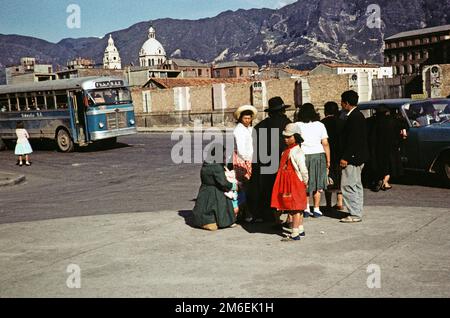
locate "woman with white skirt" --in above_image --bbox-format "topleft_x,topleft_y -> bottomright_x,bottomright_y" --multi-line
14,121 -> 33,166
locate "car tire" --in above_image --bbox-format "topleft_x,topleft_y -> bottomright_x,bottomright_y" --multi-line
437,153 -> 450,188
56,129 -> 74,153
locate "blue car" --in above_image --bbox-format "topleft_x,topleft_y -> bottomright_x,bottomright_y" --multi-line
358,98 -> 450,187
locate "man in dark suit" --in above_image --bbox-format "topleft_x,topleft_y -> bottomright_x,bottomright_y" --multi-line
249,96 -> 292,222
339,90 -> 369,223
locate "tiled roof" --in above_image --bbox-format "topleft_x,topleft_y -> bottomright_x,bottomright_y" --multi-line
321,63 -> 382,69
144,77 -> 255,89
385,24 -> 450,41
281,68 -> 309,75
214,61 -> 258,69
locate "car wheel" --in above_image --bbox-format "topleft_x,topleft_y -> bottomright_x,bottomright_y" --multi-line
437,153 -> 450,188
56,129 -> 74,153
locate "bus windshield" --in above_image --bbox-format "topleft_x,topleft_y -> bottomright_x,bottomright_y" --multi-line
87,88 -> 132,106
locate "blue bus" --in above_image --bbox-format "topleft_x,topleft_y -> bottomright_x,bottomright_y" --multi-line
0,77 -> 137,152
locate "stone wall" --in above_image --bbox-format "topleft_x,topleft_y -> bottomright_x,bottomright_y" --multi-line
133,75 -> 352,127
440,64 -> 450,97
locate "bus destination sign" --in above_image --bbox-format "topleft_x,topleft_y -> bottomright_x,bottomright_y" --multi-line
95,80 -> 124,88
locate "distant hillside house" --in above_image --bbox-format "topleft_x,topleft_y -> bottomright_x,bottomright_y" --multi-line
172,58 -> 211,78
384,24 -> 450,76
310,62 -> 393,79
212,61 -> 259,79
5,57 -> 56,85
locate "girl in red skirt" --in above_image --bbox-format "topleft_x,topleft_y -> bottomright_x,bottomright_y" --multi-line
271,123 -> 309,241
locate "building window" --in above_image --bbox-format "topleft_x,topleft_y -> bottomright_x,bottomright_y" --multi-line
415,39 -> 421,45
239,68 -> 244,76
198,69 -> 202,76
399,65 -> 404,74
407,40 -> 412,46
214,70 -> 220,77
228,68 -> 234,76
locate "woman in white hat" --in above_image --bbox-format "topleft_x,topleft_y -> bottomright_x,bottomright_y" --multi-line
233,105 -> 258,222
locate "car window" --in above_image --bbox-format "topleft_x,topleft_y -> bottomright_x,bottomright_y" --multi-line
403,99 -> 450,127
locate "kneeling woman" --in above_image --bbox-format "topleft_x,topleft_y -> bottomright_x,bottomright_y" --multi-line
192,146 -> 238,231
271,124 -> 309,241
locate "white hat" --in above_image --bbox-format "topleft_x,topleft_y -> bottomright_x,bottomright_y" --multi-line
234,105 -> 258,120
282,123 -> 300,137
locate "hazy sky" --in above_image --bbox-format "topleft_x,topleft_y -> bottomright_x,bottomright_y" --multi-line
0,0 -> 297,43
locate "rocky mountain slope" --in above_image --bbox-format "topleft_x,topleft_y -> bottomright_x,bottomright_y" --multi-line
1,0 -> 450,84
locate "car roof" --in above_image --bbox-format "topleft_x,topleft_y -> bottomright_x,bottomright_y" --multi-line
358,99 -> 412,110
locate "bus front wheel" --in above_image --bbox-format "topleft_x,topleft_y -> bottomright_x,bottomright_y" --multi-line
56,129 -> 74,153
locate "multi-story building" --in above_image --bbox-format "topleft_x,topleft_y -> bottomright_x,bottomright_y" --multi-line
5,57 -> 56,85
172,58 -> 211,78
384,24 -> 450,76
212,61 -> 259,79
309,62 -> 393,78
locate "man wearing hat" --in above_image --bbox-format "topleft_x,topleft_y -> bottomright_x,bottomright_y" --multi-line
248,96 -> 292,222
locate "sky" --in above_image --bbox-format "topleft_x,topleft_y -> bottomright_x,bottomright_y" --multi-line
0,0 -> 297,43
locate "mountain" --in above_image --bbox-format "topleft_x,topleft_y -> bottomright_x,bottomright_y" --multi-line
1,0 -> 450,84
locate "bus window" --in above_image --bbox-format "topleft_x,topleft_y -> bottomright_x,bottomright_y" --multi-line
36,95 -> 46,110
9,97 -> 18,111
56,93 -> 68,109
27,96 -> 37,110
0,95 -> 8,112
18,97 -> 26,111
46,94 -> 56,109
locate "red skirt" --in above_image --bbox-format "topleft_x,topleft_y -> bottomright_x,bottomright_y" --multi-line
271,151 -> 307,211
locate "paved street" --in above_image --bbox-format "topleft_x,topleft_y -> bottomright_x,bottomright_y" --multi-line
0,133 -> 449,297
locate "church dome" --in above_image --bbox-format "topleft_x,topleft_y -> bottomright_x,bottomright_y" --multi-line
139,26 -> 166,57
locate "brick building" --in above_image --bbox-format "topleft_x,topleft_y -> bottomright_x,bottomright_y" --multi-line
171,59 -> 211,78
212,61 -> 259,79
384,24 -> 450,76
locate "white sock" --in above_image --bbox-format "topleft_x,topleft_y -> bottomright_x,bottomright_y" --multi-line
299,225 -> 304,233
314,207 -> 322,214
292,228 -> 300,237
305,203 -> 310,212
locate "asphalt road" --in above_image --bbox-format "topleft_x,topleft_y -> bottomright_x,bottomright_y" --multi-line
0,133 -> 449,225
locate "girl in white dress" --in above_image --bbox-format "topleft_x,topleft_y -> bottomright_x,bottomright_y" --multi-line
14,121 -> 33,166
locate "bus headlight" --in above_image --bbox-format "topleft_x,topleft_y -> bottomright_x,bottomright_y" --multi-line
129,119 -> 135,125
99,122 -> 105,129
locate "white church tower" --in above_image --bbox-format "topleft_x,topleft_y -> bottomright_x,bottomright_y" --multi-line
139,26 -> 167,68
103,35 -> 122,70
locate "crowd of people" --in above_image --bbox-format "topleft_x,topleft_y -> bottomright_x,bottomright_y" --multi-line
192,90 -> 406,241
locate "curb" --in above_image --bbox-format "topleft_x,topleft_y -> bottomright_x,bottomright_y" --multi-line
0,173 -> 26,187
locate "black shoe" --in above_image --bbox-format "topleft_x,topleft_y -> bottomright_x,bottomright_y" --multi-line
299,231 -> 306,237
